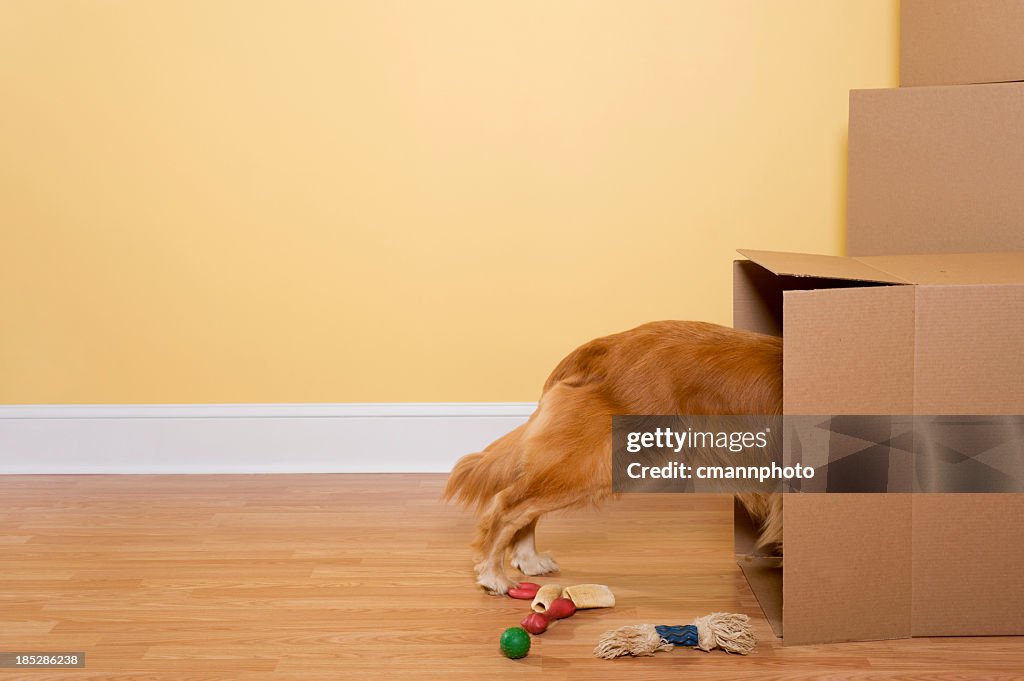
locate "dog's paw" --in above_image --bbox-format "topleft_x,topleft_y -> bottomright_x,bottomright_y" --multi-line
475,570 -> 518,596
511,551 -> 560,577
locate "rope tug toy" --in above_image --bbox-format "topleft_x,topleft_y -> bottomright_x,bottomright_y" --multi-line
593,612 -> 756,659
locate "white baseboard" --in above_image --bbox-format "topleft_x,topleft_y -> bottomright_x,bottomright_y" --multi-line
0,403 -> 536,474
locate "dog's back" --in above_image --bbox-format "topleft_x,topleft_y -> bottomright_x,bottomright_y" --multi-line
542,320 -> 781,416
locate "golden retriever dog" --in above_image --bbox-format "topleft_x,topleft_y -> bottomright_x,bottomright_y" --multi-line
444,320 -> 783,594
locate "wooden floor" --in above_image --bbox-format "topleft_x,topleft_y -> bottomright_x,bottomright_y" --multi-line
1,475 -> 1022,680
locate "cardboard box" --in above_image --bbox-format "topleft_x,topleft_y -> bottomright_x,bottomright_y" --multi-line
847,82 -> 1024,257
901,0 -> 1024,86
733,248 -> 1024,644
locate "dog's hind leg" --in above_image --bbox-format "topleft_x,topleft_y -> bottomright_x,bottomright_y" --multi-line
471,485 -> 524,594
473,382 -> 615,594
473,489 -> 576,595
509,518 -> 559,577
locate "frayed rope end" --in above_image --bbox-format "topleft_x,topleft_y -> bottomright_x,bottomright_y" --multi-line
593,624 -> 673,659
693,612 -> 756,655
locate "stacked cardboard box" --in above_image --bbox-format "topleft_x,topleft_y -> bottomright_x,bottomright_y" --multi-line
900,0 -> 1024,87
732,3 -> 1024,645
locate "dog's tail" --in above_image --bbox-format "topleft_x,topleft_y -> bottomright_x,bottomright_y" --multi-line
443,424 -> 526,510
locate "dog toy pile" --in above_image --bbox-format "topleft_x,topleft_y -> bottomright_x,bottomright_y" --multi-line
499,583 -> 615,658
593,612 -> 756,659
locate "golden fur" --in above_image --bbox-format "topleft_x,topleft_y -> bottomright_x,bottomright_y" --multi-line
444,320 -> 783,594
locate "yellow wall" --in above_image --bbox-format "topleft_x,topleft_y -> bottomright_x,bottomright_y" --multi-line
1,1 -> 897,404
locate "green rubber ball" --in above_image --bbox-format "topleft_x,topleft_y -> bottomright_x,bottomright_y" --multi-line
499,626 -> 531,659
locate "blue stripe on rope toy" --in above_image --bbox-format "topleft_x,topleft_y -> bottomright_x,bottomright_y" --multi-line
655,624 -> 699,647
594,612 -> 756,659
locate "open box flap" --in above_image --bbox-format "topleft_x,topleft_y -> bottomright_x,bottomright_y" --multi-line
739,249 -> 1024,286
858,252 -> 1024,285
737,249 -> 908,285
